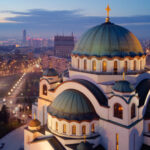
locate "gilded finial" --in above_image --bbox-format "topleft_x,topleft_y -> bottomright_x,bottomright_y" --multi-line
123,72 -> 125,80
34,112 -> 36,120
84,134 -> 86,143
105,4 -> 111,22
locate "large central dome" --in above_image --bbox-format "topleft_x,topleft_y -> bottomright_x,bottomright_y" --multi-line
73,22 -> 143,57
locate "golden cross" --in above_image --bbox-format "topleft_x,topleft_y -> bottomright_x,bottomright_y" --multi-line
105,4 -> 111,17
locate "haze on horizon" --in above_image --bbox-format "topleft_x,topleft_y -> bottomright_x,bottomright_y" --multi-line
0,0 -> 150,39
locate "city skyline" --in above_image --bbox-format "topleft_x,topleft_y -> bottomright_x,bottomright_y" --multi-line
0,0 -> 149,39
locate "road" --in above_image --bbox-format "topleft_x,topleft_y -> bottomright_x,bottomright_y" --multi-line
0,125 -> 25,150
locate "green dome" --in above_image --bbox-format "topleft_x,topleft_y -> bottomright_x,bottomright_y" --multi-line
47,89 -> 99,121
43,68 -> 58,76
113,80 -> 134,93
77,142 -> 93,150
73,22 -> 143,57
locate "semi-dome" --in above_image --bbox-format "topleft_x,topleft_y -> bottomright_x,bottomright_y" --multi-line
28,119 -> 41,127
73,22 -> 143,57
47,89 -> 99,121
43,68 -> 58,76
113,80 -> 134,93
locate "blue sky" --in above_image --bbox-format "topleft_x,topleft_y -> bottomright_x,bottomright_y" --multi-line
0,0 -> 150,39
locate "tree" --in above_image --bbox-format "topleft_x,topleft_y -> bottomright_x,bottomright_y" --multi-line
0,105 -> 9,123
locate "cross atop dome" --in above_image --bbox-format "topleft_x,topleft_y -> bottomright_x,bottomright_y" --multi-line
105,4 -> 111,22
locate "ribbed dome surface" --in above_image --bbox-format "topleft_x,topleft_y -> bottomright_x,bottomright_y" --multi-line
73,22 -> 143,57
47,89 -> 99,121
43,68 -> 58,76
113,80 -> 134,93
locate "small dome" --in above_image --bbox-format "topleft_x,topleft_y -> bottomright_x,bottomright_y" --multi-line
47,89 -> 99,121
77,142 -> 93,150
28,119 -> 41,127
43,68 -> 58,76
73,22 -> 143,57
113,80 -> 134,93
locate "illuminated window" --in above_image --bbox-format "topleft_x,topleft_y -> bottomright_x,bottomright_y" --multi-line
102,61 -> 107,72
114,103 -> 123,119
43,84 -> 47,95
78,59 -> 80,69
92,60 -> 96,71
72,125 -> 76,135
131,104 -> 136,119
84,60 -> 87,70
148,124 -> 150,132
56,122 -> 58,131
114,61 -> 118,73
124,61 -> 128,72
140,60 -> 142,70
133,60 -> 136,71
82,125 -> 86,135
116,133 -> 119,150
91,124 -> 95,133
63,124 -> 66,134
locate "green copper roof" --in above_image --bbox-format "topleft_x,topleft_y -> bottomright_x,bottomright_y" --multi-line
73,22 -> 143,57
47,89 -> 99,121
113,80 -> 134,93
77,142 -> 93,150
43,68 -> 58,76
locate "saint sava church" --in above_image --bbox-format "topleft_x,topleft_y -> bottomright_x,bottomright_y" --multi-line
24,5 -> 150,150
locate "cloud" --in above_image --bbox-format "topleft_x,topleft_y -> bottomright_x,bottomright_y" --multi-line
0,9 -> 149,39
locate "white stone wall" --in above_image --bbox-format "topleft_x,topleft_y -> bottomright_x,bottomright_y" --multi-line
71,55 -> 146,73
108,93 -> 139,126
99,119 -> 143,150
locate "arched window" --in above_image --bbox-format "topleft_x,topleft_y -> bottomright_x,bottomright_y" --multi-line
92,60 -> 96,71
124,61 -> 128,72
140,60 -> 142,70
91,124 -> 95,133
114,61 -> 118,73
114,103 -> 123,119
63,124 -> 66,134
43,84 -> 47,95
102,61 -> 107,72
133,60 -> 136,71
82,125 -> 86,135
78,59 -> 80,69
131,104 -> 136,119
72,125 -> 76,135
56,122 -> 58,131
84,60 -> 87,71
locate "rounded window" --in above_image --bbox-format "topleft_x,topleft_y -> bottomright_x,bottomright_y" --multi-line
43,84 -> 47,95
114,103 -> 123,119
131,104 -> 136,119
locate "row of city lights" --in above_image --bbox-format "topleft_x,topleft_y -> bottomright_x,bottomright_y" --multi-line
2,72 -> 27,119
7,73 -> 26,97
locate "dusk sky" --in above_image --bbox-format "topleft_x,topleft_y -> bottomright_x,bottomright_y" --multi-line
0,0 -> 150,39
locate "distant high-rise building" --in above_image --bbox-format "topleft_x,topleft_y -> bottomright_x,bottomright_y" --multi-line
54,34 -> 74,58
22,29 -> 27,47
